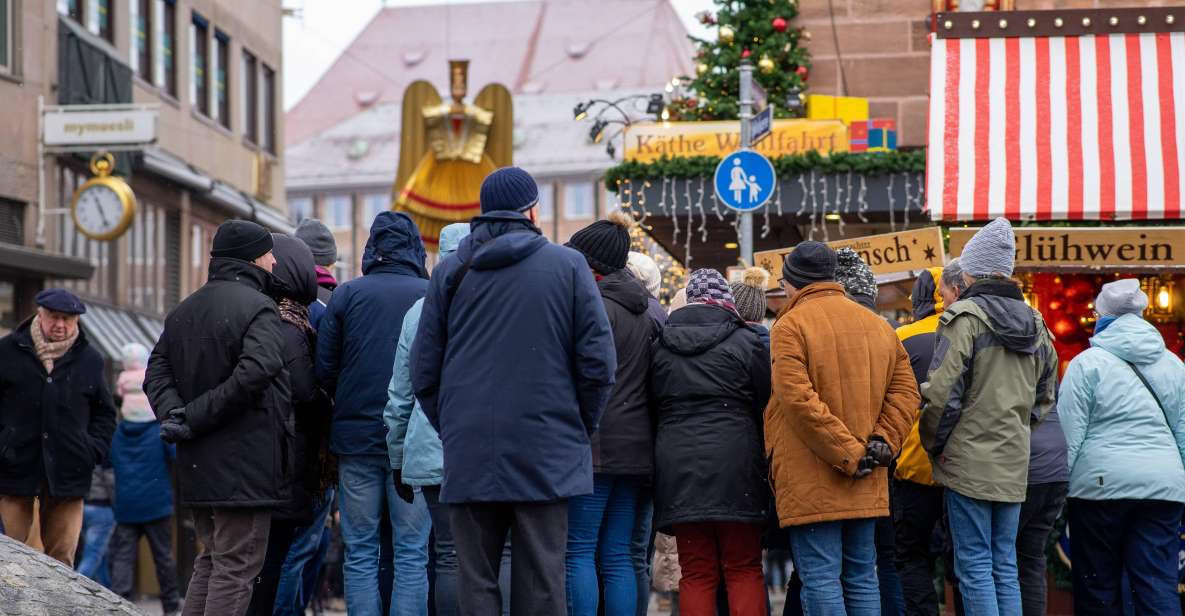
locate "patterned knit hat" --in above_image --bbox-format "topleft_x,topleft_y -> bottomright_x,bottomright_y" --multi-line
834,248 -> 878,301
729,267 -> 769,323
686,269 -> 736,305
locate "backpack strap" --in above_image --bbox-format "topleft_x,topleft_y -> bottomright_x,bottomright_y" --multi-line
1120,357 -> 1173,435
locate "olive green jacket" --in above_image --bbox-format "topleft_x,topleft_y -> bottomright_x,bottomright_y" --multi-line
919,280 -> 1058,503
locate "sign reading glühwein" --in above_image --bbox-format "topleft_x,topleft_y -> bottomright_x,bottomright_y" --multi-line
753,227 -> 945,290
948,227 -> 1185,269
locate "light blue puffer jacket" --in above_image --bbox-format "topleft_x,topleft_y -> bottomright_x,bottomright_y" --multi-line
1057,313 -> 1185,502
383,223 -> 470,486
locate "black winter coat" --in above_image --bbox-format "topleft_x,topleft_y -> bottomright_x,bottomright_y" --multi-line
650,303 -> 771,532
591,269 -> 658,475
145,258 -> 293,508
0,322 -> 116,498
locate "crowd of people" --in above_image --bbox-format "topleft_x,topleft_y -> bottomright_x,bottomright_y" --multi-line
0,165 -> 1184,616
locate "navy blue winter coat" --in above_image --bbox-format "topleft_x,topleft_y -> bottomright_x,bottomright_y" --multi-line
410,210 -> 616,503
110,420 -> 175,524
316,212 -> 428,456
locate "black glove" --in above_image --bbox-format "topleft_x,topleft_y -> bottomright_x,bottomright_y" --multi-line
866,436 -> 894,467
392,469 -> 415,505
159,408 -> 193,443
853,455 -> 877,479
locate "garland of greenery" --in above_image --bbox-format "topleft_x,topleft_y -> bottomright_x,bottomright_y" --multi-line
604,150 -> 926,192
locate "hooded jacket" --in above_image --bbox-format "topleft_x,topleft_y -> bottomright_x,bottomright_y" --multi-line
384,223 -> 469,486
651,303 -> 770,531
919,279 -> 1058,503
591,269 -> 658,475
765,282 -> 917,527
110,420 -> 175,524
1058,313 -> 1185,502
145,257 -> 292,507
316,212 -> 428,457
272,235 -> 333,522
894,267 -> 944,486
0,321 -> 116,498
410,210 -> 616,503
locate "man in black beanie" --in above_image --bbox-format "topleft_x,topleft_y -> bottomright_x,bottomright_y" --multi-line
145,218 -> 289,616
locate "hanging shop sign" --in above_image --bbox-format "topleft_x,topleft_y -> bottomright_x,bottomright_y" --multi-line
753,227 -> 945,290
43,104 -> 158,147
948,227 -> 1185,269
623,119 -> 848,162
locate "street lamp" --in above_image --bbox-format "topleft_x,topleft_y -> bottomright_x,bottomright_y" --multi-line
572,93 -> 664,159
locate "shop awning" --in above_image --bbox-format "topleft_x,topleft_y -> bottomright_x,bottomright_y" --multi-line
80,304 -> 162,363
0,243 -> 94,280
927,8 -> 1185,221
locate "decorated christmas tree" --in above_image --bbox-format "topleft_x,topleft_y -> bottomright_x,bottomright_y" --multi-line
670,0 -> 811,121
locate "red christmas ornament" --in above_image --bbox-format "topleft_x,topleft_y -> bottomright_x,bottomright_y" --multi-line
686,98 -> 697,107
795,65 -> 809,80
772,17 -> 788,32
741,48 -> 752,59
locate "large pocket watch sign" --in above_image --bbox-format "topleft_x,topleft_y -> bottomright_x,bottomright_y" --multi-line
71,151 -> 136,241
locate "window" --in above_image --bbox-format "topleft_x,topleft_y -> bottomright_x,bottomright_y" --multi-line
262,64 -> 276,153
58,0 -> 82,22
537,182 -> 555,221
130,0 -> 151,81
156,0 -> 176,96
325,194 -> 352,230
363,193 -> 388,224
0,0 -> 11,76
241,49 -> 257,143
190,12 -> 208,115
289,196 -> 312,224
334,247 -> 353,284
90,0 -> 112,42
563,181 -> 595,220
128,199 -> 167,314
213,30 -> 229,129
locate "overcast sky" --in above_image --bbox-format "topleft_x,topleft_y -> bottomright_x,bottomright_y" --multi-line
281,0 -> 715,110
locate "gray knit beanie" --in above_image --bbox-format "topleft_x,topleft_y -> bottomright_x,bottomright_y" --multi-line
961,217 -> 1016,278
834,248 -> 878,301
1095,279 -> 1149,317
295,218 -> 338,267
729,267 -> 769,323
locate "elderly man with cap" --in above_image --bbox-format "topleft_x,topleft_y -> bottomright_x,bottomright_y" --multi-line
145,218 -> 289,616
765,240 -> 917,615
1058,278 -> 1185,615
0,288 -> 116,565
411,166 -> 616,616
919,217 -> 1057,616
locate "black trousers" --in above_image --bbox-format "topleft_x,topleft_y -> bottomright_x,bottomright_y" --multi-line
891,479 -> 945,616
1067,497 -> 1184,616
244,519 -> 300,616
450,500 -> 568,616
1016,482 -> 1067,616
109,516 -> 182,613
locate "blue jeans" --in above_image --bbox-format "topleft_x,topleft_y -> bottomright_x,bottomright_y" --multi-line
338,454 -> 431,616
78,504 -> 115,588
566,474 -> 642,616
788,518 -> 880,616
632,487 -> 655,616
274,488 -> 335,616
945,490 -> 1022,616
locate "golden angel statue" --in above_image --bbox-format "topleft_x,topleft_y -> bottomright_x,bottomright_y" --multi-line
393,60 -> 513,248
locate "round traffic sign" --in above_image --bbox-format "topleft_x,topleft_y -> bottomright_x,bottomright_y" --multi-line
714,150 -> 776,212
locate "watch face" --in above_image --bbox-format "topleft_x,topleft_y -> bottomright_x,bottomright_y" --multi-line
75,184 -> 126,236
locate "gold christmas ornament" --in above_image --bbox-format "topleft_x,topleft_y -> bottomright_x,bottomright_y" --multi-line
696,62 -> 709,75
758,55 -> 775,74
801,29 -> 812,41
719,25 -> 735,44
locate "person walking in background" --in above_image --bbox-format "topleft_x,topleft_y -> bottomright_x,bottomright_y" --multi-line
411,167 -> 616,616
650,269 -> 770,616
78,464 -> 116,586
766,242 -> 917,616
564,212 -> 658,616
295,218 -> 339,330
1058,278 -> 1185,616
0,289 -> 116,566
919,218 -> 1057,616
109,342 -> 181,616
145,220 -> 289,616
316,211 -> 430,616
892,263 -> 963,616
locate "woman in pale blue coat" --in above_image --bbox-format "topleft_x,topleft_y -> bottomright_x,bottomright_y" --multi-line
1057,278 -> 1185,616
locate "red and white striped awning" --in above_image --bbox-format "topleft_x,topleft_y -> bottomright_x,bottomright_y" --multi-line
927,9 -> 1185,221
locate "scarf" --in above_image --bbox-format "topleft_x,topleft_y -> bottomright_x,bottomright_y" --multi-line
30,314 -> 78,374
278,298 -> 315,342
1094,315 -> 1118,335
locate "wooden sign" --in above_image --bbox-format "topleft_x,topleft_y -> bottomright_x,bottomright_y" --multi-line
753,227 -> 946,290
948,227 -> 1185,269
623,119 -> 849,162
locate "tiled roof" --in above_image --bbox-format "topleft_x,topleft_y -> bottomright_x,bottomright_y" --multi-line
285,0 -> 692,146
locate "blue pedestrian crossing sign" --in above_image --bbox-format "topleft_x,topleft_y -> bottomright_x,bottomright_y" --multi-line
714,150 -> 776,212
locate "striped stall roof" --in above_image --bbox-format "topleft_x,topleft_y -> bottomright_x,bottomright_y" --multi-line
927,9 -> 1185,221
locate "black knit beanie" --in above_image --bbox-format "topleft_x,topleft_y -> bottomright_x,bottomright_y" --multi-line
565,211 -> 632,275
211,219 -> 273,262
782,241 -> 837,289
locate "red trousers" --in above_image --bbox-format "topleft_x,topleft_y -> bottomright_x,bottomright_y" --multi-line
673,521 -> 766,616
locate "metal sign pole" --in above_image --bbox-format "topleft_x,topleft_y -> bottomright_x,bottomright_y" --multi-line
738,60 -> 754,266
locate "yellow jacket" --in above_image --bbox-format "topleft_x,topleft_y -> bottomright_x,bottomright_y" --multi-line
893,267 -> 945,486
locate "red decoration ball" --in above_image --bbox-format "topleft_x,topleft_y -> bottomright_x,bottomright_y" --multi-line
1052,318 -> 1076,338
795,65 -> 809,79
772,17 -> 788,32
741,48 -> 752,58
686,98 -> 697,107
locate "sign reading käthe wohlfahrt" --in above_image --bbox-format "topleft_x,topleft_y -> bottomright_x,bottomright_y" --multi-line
624,119 -> 848,162
948,227 -> 1185,268
753,227 -> 945,290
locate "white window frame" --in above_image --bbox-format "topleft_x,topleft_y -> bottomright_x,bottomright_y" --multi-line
563,181 -> 596,221
326,194 -> 352,231
363,193 -> 389,224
